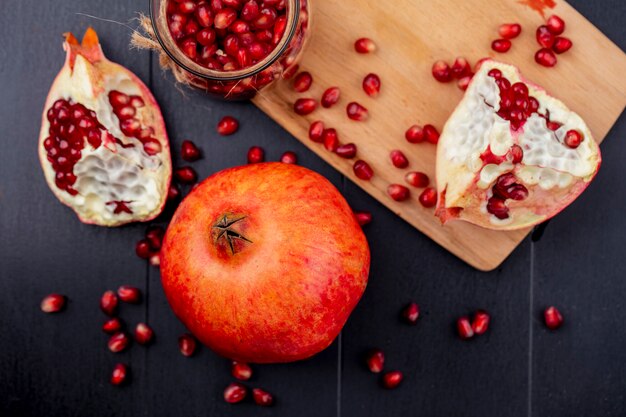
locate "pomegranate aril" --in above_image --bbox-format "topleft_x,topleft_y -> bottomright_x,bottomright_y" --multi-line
252,388 -> 274,406
405,125 -> 424,143
336,143 -> 357,159
308,120 -> 324,143
224,383 -> 247,404
405,171 -> 429,188
451,57 -> 471,78
362,73 -> 381,97
247,146 -> 265,163
184,19 -> 200,36
457,316 -> 474,339
217,116 -> 239,135
499,23 -> 522,39
432,60 -> 452,83
294,98 -> 317,115
117,285 -> 141,304
354,37 -> 376,53
175,166 -> 198,184
241,0 -> 260,21
388,184 -> 410,202
254,7 -> 277,29
544,306 -> 563,330
195,4 -> 214,27
423,124 -> 440,144
321,87 -> 340,108
510,144 -> 524,164
458,75 -> 473,91
181,38 -> 198,59
103,317 -> 124,334
232,361 -> 252,380
214,8 -> 238,29
382,371 -> 403,389
354,210 -> 372,226
535,48 -> 557,67
553,37 -> 572,54
230,20 -> 250,34
111,363 -> 129,386
564,129 -> 583,148
280,151 -> 297,164
546,14 -> 565,35
366,349 -> 385,373
487,196 -> 509,219
472,310 -> 490,335
488,68 -> 502,79
108,332 -> 130,353
536,26 -> 556,49
293,72 -> 313,92
272,15 -> 287,44
100,290 -> 118,316
41,294 -> 66,313
109,91 -> 130,108
491,39 -> 512,53
346,102 -> 368,121
181,140 -> 201,162
178,1 -> 197,14
389,150 -> 409,169
196,28 -> 216,46
178,333 -> 198,357
322,128 -> 339,152
401,302 -> 420,324
419,187 -> 437,208
135,239 -> 152,259
134,323 -> 154,345
353,160 -> 374,180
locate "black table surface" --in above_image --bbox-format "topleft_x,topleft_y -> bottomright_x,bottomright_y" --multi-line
1,1 -> 625,416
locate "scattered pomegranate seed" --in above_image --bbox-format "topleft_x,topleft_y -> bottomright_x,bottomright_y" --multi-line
117,286 -> 141,304
178,333 -> 198,357
535,48 -> 557,67
353,210 -> 372,226
280,151 -> 297,164
491,39 -> 512,53
354,37 -> 376,54
224,382 -> 247,404
134,323 -> 154,345
346,102 -> 369,121
546,14 -> 565,35
252,388 -> 274,406
353,160 -> 374,180
362,73 -> 381,97
499,23 -> 522,39
401,302 -> 420,324
336,143 -> 357,159
381,371 -> 403,389
387,184 -> 410,202
168,184 -> 181,200
536,26 -> 556,49
564,130 -> 583,148
100,290 -> 118,316
472,310 -> 490,335
322,128 -> 339,152
110,363 -> 128,386
231,361 -> 253,380
293,71 -> 313,92
423,124 -> 440,144
419,187 -> 437,208
247,146 -> 265,163
293,98 -> 317,115
510,144 -> 524,164
146,226 -> 165,250
108,332 -> 131,353
389,150 -> 409,169
458,75 -> 473,91
175,166 -> 198,184
405,171 -> 429,188
432,60 -> 452,83
103,317 -> 124,334
553,37 -> 572,54
321,87 -> 341,108
135,239 -> 152,259
451,57 -> 471,78
308,120 -> 325,142
366,349 -> 385,373
149,253 -> 160,266
544,306 -> 563,330
41,293 -> 66,313
217,116 -> 239,136
181,140 -> 201,161
405,125 -> 424,143
457,317 -> 474,339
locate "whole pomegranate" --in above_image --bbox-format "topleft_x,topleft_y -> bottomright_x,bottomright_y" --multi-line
161,163 -> 370,363
436,60 -> 601,230
38,28 -> 171,226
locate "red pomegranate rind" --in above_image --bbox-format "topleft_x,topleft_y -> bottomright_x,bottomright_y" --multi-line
38,28 -> 171,226
436,60 -> 601,230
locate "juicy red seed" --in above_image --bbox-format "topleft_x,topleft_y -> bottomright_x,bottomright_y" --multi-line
168,184 -> 181,200
488,68 -> 502,79
353,160 -> 374,180
423,124 -> 440,144
197,28 -> 216,45
175,166 -> 198,184
362,73 -> 381,97
512,82 -> 528,98
354,37 -> 376,53
336,143 -> 357,159
231,362 -> 252,380
457,317 -> 474,339
405,171 -> 429,188
535,48 -> 557,67
432,60 -> 452,83
247,146 -> 265,163
103,318 -> 124,334
382,371 -> 403,389
181,38 -> 198,59
252,388 -> 274,406
181,140 -> 201,161
241,0 -> 260,21
458,75 -> 473,91
143,139 -> 162,156
111,363 -> 128,386
366,349 -> 385,373
346,102 -> 369,121
100,290 -> 118,316
293,72 -> 313,92
553,37 -> 573,54
419,187 -> 437,208
536,26 -> 556,49
117,286 -> 141,304
499,23 -> 522,39
217,116 -> 239,135
546,14 -> 565,35
390,150 -> 409,168
294,98 -> 317,115
508,184 -> 529,201
224,383 -> 247,404
401,302 -> 420,324
405,125 -> 424,143
109,91 -> 130,108
178,1 -> 197,14
214,8 -> 237,29
321,87 -> 341,108
354,210 -> 372,226
108,332 -> 130,353
387,184 -> 410,202
135,239 -> 152,259
451,57 -> 471,78
146,225 -> 165,250
544,306 -> 563,330
195,4 -> 214,26
487,196 -> 509,219
510,145 -> 524,163
280,151 -> 297,164
528,97 -> 540,113
178,333 -> 198,357
547,120 -> 562,131
134,323 -> 154,345
322,128 -> 339,152
308,121 -> 325,142
491,39 -> 512,53
564,130 -> 583,148
472,310 -> 490,335
149,253 -> 161,267
41,294 -> 66,313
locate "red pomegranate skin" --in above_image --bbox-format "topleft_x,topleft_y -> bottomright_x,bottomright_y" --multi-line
161,163 -> 370,363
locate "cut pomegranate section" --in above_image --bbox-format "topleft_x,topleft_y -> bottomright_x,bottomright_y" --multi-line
436,60 -> 601,230
39,28 -> 171,226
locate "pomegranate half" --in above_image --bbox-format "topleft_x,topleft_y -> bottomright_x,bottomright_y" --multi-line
160,163 -> 370,363
436,60 -> 601,230
38,28 -> 171,226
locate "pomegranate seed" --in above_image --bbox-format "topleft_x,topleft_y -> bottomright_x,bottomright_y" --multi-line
175,166 -> 198,184
536,25 -> 556,49
405,171 -> 429,188
108,332 -> 131,353
308,120 -> 325,142
488,68 -> 502,78
217,116 -> 239,135
381,371 -> 403,389
535,48 -> 557,67
451,57 -> 471,78
353,160 -> 374,180
214,8 -> 237,29
146,225 -> 165,250
544,306 -> 563,330
41,294 -> 66,313
280,151 -> 297,164
419,187 -> 437,208
178,333 -> 198,357
564,130 -> 583,148
195,4 -> 214,27
100,290 -> 118,316
322,128 -> 339,152
224,383 -> 247,404
346,102 -> 369,121
231,361 -> 252,380
109,91 -> 130,108
134,323 -> 154,345
365,349 -> 385,373
390,150 -> 409,169
472,310 -> 490,335
354,210 -> 372,226
401,302 -> 420,324
405,125 -> 424,143
387,184 -> 410,202
135,239 -> 152,259
293,98 -> 317,115
293,71 -> 313,92
117,286 -> 141,304
546,14 -> 565,35
423,124 -> 440,144
247,146 -> 265,163
181,140 -> 201,161
510,145 -> 524,163
553,37 -> 572,54
241,0 -> 260,21
150,252 -> 161,266
457,316 -> 474,339
362,73 -> 381,97
354,37 -> 376,53
321,87 -> 340,108
178,1 -> 197,14
432,60 -> 452,82
252,388 -> 274,406
181,38 -> 198,59
168,184 -> 181,200
491,39 -> 512,53
487,196 -> 509,219
103,317 -> 124,334
499,23 -> 522,39
110,363 -> 128,386
336,143 -> 357,159
458,75 -> 473,91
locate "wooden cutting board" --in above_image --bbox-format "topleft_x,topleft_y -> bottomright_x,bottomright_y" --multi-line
252,0 -> 626,271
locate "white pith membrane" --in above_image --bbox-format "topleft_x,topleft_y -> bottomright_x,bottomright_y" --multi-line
38,30 -> 171,226
435,60 -> 601,230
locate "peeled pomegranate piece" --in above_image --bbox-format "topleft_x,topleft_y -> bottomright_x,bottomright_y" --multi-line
39,28 -> 171,226
436,60 -> 601,230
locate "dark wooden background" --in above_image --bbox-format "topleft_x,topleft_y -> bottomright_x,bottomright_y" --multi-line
1,1 -> 625,416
